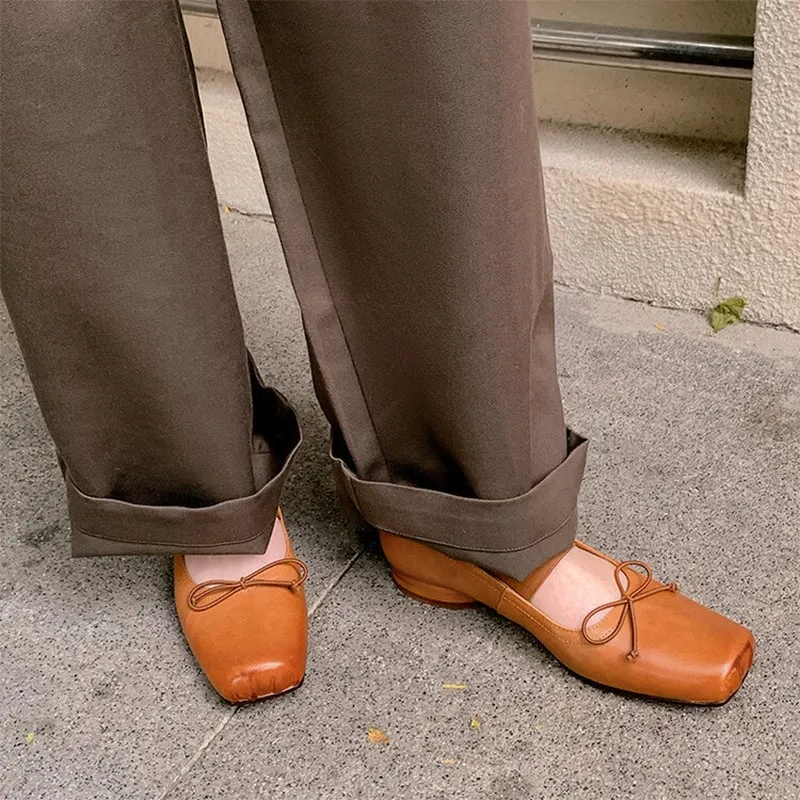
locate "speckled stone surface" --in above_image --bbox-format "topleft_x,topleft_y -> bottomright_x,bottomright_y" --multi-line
2,213 -> 799,798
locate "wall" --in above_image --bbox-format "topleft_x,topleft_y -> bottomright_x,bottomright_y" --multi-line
531,0 -> 755,142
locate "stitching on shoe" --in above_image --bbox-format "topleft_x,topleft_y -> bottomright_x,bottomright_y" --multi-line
503,597 -> 579,646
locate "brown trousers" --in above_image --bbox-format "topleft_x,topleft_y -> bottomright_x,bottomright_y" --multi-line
0,0 -> 587,580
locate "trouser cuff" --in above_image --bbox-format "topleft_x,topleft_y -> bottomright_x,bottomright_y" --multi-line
333,429 -> 588,580
67,361 -> 302,556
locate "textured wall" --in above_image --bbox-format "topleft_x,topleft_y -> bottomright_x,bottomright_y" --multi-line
185,0 -> 800,330
544,0 -> 800,329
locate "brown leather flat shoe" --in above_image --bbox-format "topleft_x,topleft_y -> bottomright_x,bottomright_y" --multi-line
380,532 -> 754,705
175,510 -> 308,703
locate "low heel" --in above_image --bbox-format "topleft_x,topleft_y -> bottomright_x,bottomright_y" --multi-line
391,569 -> 477,610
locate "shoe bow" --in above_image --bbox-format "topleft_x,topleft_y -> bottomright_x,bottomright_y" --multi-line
188,558 -> 309,611
580,560 -> 678,662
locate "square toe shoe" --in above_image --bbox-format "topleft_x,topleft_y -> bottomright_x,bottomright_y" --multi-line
380,532 -> 754,705
174,510 -> 308,703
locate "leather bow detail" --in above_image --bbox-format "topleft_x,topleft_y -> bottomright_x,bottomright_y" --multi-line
580,560 -> 677,662
188,558 -> 308,612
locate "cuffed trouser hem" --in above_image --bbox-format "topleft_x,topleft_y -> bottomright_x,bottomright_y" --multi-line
333,430 -> 588,581
67,362 -> 302,557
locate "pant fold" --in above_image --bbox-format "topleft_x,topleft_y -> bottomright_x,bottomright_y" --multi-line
333,430 -> 588,580
68,361 -> 302,556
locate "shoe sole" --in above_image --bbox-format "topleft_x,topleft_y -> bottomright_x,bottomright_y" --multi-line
392,568 -> 479,609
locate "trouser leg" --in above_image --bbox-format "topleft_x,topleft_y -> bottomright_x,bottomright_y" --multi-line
0,0 -> 300,556
219,0 -> 587,579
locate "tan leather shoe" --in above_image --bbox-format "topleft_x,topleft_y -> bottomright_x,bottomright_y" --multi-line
175,509 -> 308,703
380,532 -> 755,705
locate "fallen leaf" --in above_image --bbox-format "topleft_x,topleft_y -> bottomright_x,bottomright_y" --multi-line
654,323 -> 665,331
469,716 -> 481,731
25,732 -> 35,744
442,683 -> 467,690
442,758 -> 456,766
710,296 -> 746,333
223,206 -> 231,214
367,727 -> 390,745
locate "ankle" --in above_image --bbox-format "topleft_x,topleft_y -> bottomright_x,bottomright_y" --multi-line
185,515 -> 286,582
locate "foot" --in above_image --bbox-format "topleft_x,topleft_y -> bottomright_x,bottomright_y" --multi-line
184,515 -> 288,584
174,510 -> 308,703
380,532 -> 755,704
528,545 -> 630,629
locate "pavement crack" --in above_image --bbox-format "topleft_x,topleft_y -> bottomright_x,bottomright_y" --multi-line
157,707 -> 238,800
220,203 -> 275,224
307,547 -> 364,617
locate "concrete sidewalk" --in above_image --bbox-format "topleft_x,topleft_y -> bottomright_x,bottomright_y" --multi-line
2,72 -> 799,800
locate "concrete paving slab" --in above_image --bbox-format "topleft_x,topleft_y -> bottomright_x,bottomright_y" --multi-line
3,209 -> 799,797
199,70 -> 271,218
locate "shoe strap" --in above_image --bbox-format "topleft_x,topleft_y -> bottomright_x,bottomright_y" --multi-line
580,560 -> 678,661
188,558 -> 308,611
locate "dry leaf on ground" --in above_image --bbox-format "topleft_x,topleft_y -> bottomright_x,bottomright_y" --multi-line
367,727 -> 390,745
